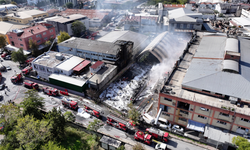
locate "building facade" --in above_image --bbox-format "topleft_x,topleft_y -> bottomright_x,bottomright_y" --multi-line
6,23 -> 56,50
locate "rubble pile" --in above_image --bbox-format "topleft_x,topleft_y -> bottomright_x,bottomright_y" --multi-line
100,64 -> 151,111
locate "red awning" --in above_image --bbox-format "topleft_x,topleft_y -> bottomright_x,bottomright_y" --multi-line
90,61 -> 104,69
73,60 -> 91,72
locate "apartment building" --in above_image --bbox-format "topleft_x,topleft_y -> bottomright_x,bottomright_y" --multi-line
6,9 -> 48,24
158,33 -> 250,136
6,23 -> 56,50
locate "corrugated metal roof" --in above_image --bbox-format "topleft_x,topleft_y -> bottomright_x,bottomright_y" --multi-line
56,56 -> 84,71
239,37 -> 250,82
73,60 -> 90,72
222,60 -> 239,73
225,38 -> 238,53
194,36 -> 226,59
49,74 -> 86,87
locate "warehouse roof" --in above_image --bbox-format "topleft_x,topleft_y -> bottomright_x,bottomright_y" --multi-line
49,74 -> 86,87
194,36 -> 227,59
97,31 -> 149,54
168,8 -> 203,22
0,22 -> 28,35
182,35 -> 250,101
56,56 -> 84,71
225,38 -> 238,53
89,64 -> 117,84
50,14 -> 87,23
58,37 -> 121,55
73,60 -> 91,72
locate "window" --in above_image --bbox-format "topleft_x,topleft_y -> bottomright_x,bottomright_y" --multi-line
18,38 -> 22,41
219,112 -> 229,117
241,118 -> 250,122
238,126 -> 246,130
20,44 -> 23,46
162,112 -> 170,116
9,36 -> 12,39
29,37 -> 32,40
202,89 -> 210,93
180,24 -> 184,29
179,117 -> 187,122
51,35 -> 54,38
180,110 -> 188,114
164,97 -> 172,102
37,40 -> 41,43
50,29 -> 53,33
160,104 -> 168,111
44,37 -> 48,41
198,115 -> 207,119
187,24 -> 190,29
36,34 -> 41,38
200,107 -> 209,111
43,32 -> 46,35
43,15 -> 47,17
34,65 -> 38,69
217,120 -> 227,125
47,68 -> 52,73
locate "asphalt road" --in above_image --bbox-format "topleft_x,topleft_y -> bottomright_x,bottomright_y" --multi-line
0,59 -> 26,104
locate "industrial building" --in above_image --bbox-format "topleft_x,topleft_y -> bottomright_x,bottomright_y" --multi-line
97,31 -> 149,58
57,38 -> 134,70
158,32 -> 250,147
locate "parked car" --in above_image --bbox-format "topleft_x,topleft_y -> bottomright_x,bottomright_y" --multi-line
4,55 -> 11,60
0,84 -> 5,90
172,125 -> 184,133
6,66 -> 11,70
155,143 -> 167,150
0,57 -> 3,62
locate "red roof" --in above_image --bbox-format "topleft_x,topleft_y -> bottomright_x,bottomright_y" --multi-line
91,61 -> 104,69
10,24 -> 48,38
59,9 -> 108,20
73,60 -> 91,72
164,4 -> 185,8
47,9 -> 60,14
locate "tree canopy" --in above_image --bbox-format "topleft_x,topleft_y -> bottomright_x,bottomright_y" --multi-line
57,31 -> 70,43
133,143 -> 145,150
71,20 -> 86,37
128,107 -> 140,124
0,35 -> 6,48
87,119 -> 102,132
11,48 -> 27,64
21,89 -> 45,119
66,2 -> 73,8
232,136 -> 250,150
29,39 -> 40,57
64,111 -> 75,122
10,1 -> 17,5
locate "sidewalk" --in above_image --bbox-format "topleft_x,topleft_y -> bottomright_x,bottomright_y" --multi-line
170,134 -> 217,150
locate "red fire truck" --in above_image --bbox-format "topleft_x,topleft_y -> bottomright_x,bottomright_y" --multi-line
11,73 -> 22,83
42,87 -> 58,96
22,66 -> 32,75
106,114 -> 129,131
146,127 -> 169,143
23,80 -> 39,90
61,97 -> 78,110
83,103 -> 103,118
134,131 -> 152,145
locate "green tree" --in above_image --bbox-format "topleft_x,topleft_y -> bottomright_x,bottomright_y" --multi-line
0,35 -> 6,48
71,20 -> 86,37
10,1 -> 17,5
41,141 -> 66,150
29,39 -> 39,57
128,107 -> 140,124
46,108 -> 66,141
117,145 -> 125,150
133,143 -> 145,150
214,10 -> 219,14
11,48 -> 27,64
87,119 -> 102,132
20,89 -> 45,119
57,31 -> 70,43
45,40 -> 51,47
219,13 -> 224,17
66,2 -> 73,8
64,111 -> 75,122
232,136 -> 250,150
15,115 -> 51,149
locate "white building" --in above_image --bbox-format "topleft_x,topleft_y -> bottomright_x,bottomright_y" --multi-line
215,3 -> 241,14
241,9 -> 250,18
32,51 -> 84,80
27,0 -> 48,5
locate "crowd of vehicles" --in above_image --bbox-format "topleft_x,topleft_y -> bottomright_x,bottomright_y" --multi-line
61,97 -> 78,110
83,102 -> 103,118
11,73 -> 22,83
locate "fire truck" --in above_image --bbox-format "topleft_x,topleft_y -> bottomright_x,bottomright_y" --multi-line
23,80 -> 39,90
134,131 -> 152,145
106,114 -> 130,131
42,87 -> 58,96
146,127 -> 169,143
61,97 -> 78,110
11,73 -> 22,83
83,102 -> 103,118
22,66 -> 32,75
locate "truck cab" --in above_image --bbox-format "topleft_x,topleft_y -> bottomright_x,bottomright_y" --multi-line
134,131 -> 152,145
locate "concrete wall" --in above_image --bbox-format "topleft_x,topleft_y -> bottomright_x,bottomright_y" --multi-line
193,113 -> 211,124
211,119 -> 231,130
214,111 -> 233,122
